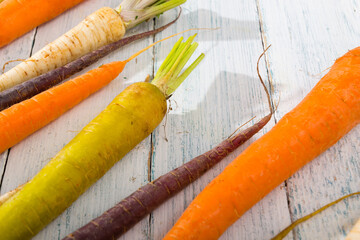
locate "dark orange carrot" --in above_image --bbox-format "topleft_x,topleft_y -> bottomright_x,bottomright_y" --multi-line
0,0 -> 85,48
164,46 -> 360,240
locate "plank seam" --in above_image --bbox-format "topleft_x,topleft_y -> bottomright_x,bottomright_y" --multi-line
0,26 -> 38,192
255,0 -> 277,120
255,1 -> 295,239
0,150 -> 10,191
147,16 -> 158,240
29,27 -> 39,57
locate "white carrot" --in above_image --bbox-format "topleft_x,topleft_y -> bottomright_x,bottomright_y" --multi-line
0,7 -> 124,91
0,0 -> 186,91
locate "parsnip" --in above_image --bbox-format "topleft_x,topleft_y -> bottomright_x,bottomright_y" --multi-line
0,0 -> 186,91
0,7 -> 124,91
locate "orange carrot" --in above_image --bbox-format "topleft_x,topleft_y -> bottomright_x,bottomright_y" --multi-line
163,47 -> 360,240
0,0 -> 85,48
0,61 -> 125,153
0,35 -> 203,240
0,31 -> 186,154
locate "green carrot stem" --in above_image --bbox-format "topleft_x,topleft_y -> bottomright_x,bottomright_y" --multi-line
151,34 -> 203,96
171,42 -> 198,77
118,0 -> 186,29
156,37 -> 183,74
165,35 -> 197,78
167,53 -> 204,94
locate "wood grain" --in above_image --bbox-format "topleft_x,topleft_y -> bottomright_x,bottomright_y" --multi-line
0,21 -> 37,187
1,0 -> 360,239
258,0 -> 360,239
0,1 -> 156,239
150,1 -> 291,239
0,152 -> 7,189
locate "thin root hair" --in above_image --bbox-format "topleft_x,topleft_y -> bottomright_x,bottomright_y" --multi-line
256,44 -> 273,115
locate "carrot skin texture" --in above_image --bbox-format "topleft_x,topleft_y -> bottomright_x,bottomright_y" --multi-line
63,114 -> 271,240
0,183 -> 25,207
0,61 -> 126,154
0,82 -> 167,239
164,48 -> 360,240
0,16 -> 178,112
0,0 -> 85,48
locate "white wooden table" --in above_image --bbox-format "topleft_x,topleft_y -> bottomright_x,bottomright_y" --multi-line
1,0 -> 360,239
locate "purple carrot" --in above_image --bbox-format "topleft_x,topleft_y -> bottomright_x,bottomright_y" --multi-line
0,13 -> 180,112
62,114 -> 272,240
63,47 -> 274,240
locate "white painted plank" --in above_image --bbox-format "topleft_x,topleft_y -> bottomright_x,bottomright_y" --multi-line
3,1 -> 359,240
258,0 -> 360,239
150,1 -> 291,240
1,1 -> 156,239
0,29 -> 36,66
0,151 -> 7,187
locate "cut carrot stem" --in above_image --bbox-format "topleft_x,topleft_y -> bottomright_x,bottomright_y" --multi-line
152,35 -> 204,96
0,30 -> 190,154
118,0 -> 184,29
0,14 -> 180,112
0,36 -> 204,240
0,0 -> 186,91
163,46 -> 360,240
0,0 -> 85,48
272,192 -> 360,240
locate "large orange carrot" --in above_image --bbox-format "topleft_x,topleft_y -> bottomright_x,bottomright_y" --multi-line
164,47 -> 360,240
0,0 -> 85,48
0,31 -> 185,154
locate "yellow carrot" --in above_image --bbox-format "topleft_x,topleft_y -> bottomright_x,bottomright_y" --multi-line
0,35 -> 204,240
0,30 -> 192,154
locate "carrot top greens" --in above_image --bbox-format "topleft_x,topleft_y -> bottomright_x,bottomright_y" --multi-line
152,34 -> 204,96
118,0 -> 186,29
